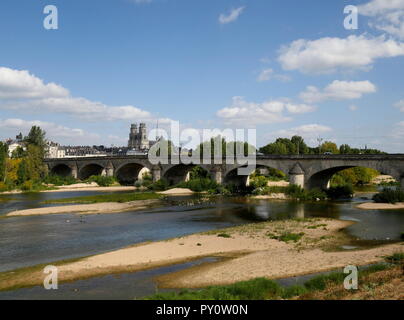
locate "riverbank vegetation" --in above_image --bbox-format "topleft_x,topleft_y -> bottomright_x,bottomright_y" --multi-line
373,188 -> 404,204
145,253 -> 403,300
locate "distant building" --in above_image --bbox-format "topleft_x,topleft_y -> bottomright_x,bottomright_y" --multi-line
4,134 -> 25,157
128,123 -> 157,152
45,141 -> 60,159
128,123 -> 149,150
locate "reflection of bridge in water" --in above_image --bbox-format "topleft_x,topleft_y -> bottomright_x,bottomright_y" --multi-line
45,154 -> 404,190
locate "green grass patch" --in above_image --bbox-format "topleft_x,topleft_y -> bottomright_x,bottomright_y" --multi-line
306,224 -> 327,229
268,232 -> 305,243
42,192 -> 162,204
217,233 -> 232,238
144,278 -> 285,300
144,261 -> 394,300
385,252 -> 404,264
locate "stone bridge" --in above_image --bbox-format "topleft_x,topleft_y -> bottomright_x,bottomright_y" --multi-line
44,154 -> 404,190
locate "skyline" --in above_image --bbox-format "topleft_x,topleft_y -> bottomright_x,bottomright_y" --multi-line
1,0 -> 404,151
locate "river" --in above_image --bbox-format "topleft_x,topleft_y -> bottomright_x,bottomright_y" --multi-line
0,190 -> 403,299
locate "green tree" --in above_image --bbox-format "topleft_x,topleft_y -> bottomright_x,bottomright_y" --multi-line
17,159 -> 28,185
339,144 -> 352,154
24,126 -> 47,156
0,142 -> 8,182
291,136 -> 309,154
321,141 -> 339,154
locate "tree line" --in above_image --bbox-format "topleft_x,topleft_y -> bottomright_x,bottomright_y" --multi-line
0,126 -> 48,191
259,136 -> 385,155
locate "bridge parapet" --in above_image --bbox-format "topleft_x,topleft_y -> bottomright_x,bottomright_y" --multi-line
44,154 -> 404,190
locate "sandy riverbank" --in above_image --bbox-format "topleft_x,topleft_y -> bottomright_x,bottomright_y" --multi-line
1,184 -> 136,195
1,218 -> 402,292
251,193 -> 288,200
357,202 -> 404,210
158,188 -> 194,195
6,199 -> 161,217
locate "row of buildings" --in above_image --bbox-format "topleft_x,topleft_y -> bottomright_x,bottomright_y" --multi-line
3,123 -> 158,159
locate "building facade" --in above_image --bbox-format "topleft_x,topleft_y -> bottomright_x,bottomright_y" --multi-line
128,123 -> 150,150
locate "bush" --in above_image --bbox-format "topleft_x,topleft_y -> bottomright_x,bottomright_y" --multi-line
148,179 -> 169,191
326,184 -> 354,199
285,184 -> 327,201
20,180 -> 34,191
0,182 -> 8,192
42,174 -> 77,186
177,178 -> 218,192
86,175 -> 116,187
140,173 -> 153,188
249,175 -> 268,189
373,188 -> 404,204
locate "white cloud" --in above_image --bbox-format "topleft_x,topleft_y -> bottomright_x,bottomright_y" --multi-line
0,67 -> 68,99
257,68 -> 291,82
299,80 -> 377,103
278,35 -> 404,74
394,99 -> 404,111
219,7 -> 245,24
257,68 -> 274,82
349,105 -> 359,111
358,0 -> 404,39
0,67 -> 170,123
216,96 -> 315,125
0,118 -> 100,144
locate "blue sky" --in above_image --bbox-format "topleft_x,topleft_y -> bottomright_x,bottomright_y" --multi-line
0,0 -> 404,151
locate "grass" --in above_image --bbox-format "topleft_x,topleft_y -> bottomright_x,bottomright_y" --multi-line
42,192 -> 163,204
306,224 -> 327,229
267,232 -> 305,243
385,252 -> 404,264
144,256 -> 401,300
217,233 -> 232,238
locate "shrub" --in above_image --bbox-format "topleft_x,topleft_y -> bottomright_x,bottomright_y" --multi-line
86,175 -> 116,187
42,174 -> 77,186
285,185 -> 327,201
373,188 -> 404,204
20,180 -> 34,191
148,179 -> 169,191
249,175 -> 268,189
177,178 -> 218,192
326,184 -> 354,199
140,173 -> 153,188
0,182 -> 8,192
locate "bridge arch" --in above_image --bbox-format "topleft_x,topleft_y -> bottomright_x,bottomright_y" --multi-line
79,163 -> 105,180
224,164 -> 288,188
162,164 -> 211,185
305,164 -> 400,190
115,162 -> 148,185
50,164 -> 72,177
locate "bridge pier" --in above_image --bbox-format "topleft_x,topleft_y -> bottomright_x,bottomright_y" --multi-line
70,165 -> 78,179
210,166 -> 223,184
152,165 -> 161,182
105,162 -> 114,177
289,163 -> 305,189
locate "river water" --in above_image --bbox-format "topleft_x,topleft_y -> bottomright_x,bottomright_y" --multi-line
0,190 -> 403,299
